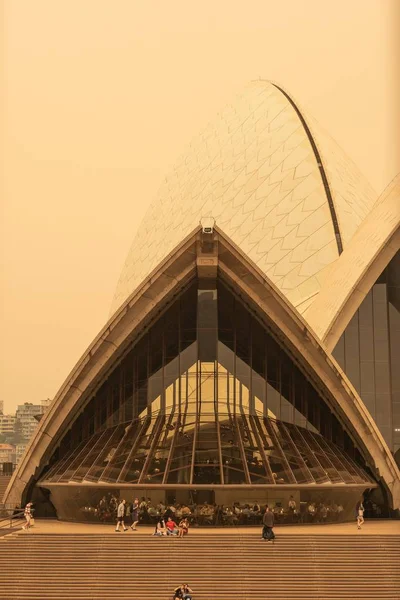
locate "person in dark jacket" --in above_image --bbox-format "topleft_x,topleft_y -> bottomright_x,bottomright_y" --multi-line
262,505 -> 275,542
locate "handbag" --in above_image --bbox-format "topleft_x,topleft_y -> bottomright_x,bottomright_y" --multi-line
30,517 -> 35,526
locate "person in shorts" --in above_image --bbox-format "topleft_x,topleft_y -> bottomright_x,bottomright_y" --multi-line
357,502 -> 365,529
22,502 -> 33,530
115,499 -> 128,532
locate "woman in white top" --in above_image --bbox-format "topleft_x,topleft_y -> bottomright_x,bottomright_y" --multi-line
154,517 -> 167,536
22,502 -> 33,530
357,503 -> 365,529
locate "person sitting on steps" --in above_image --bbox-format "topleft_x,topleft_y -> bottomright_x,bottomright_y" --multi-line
178,517 -> 189,537
173,584 -> 194,600
153,517 -> 167,536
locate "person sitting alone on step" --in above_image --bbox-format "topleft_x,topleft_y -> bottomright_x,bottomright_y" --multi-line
178,517 -> 189,537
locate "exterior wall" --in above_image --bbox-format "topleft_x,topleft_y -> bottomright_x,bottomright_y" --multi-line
333,252 -> 400,452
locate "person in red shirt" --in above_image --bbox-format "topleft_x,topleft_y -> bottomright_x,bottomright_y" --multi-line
166,516 -> 179,535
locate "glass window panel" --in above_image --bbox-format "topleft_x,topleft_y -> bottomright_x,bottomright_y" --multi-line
235,302 -> 250,363
100,418 -> 150,482
70,427 -> 118,482
238,416 -> 271,483
256,418 -> 295,484
344,326 -> 361,393
141,418 -> 175,484
358,291 -> 373,327
166,417 -> 196,484
236,356 -> 250,397
359,327 -> 374,362
300,429 -> 343,483
122,416 -> 164,483
311,433 -> 356,484
56,432 -> 103,482
284,423 -> 328,483
272,421 -> 312,483
44,442 -> 87,482
85,424 -> 126,482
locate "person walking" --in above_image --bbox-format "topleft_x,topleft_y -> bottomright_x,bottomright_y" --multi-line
130,497 -> 139,531
357,502 -> 365,530
262,505 -> 275,542
115,499 -> 128,532
22,502 -> 33,530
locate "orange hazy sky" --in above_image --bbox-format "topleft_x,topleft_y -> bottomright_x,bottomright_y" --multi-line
1,0 -> 399,414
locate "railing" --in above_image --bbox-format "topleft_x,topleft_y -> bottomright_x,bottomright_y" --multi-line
0,508 -> 25,531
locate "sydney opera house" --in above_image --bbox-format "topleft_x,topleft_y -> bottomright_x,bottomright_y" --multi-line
4,81 -> 400,524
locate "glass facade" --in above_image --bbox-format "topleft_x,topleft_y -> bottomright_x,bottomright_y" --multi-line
37,278 -> 376,522
40,413 -> 371,487
333,251 -> 400,454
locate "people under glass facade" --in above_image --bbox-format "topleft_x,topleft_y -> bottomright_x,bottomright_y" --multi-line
37,280 -> 376,523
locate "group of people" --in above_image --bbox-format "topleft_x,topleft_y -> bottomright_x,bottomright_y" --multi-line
92,493 -> 369,534
114,498 -> 140,532
154,516 -> 189,537
113,497 -> 191,537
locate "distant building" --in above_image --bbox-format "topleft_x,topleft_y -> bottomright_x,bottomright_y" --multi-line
0,414 -> 16,436
16,444 -> 27,464
16,403 -> 46,441
40,398 -> 52,410
0,400 -> 4,415
0,444 -> 16,464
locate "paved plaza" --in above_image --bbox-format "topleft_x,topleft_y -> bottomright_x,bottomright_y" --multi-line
13,518 -> 400,536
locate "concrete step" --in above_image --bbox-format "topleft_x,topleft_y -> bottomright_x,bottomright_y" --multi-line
1,532 -> 398,600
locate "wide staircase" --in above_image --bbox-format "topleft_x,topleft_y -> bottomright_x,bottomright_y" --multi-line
1,531 -> 399,599
0,476 -> 11,502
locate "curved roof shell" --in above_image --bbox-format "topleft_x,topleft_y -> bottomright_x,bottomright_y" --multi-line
112,80 -> 376,315
304,175 -> 400,350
